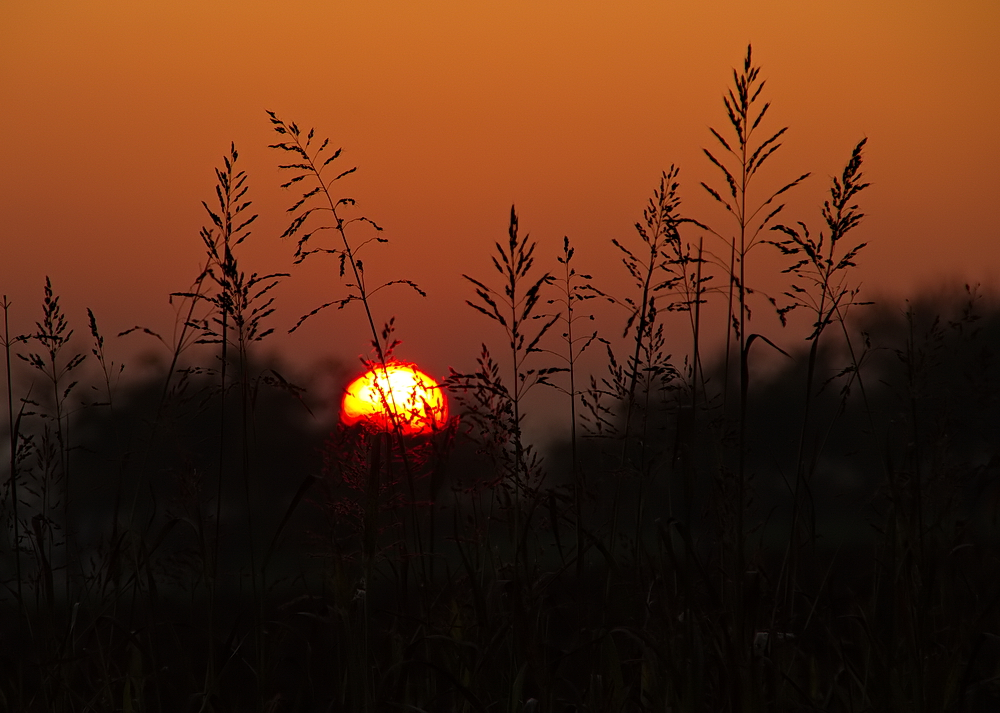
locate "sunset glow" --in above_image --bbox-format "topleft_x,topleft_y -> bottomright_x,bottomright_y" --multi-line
341,362 -> 448,434
3,2 -> 998,382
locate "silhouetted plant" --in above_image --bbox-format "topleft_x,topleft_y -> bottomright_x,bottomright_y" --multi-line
19,278 -> 85,604
586,168 -> 693,571
766,138 -> 871,610
267,108 -> 431,558
266,111 -> 424,355
539,236 -> 600,573
2,295 -> 30,680
702,44 -> 810,371
267,112 -> 444,711
448,205 -> 559,578
700,46 -> 810,704
9,278 -> 89,709
179,142 -> 294,707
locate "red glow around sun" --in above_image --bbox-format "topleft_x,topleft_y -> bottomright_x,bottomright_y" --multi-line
341,362 -> 448,435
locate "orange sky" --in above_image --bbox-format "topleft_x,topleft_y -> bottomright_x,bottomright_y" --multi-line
2,0 -> 999,410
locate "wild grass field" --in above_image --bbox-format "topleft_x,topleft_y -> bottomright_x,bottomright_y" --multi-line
2,46 -> 1000,712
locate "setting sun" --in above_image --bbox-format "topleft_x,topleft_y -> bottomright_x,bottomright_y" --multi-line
341,361 -> 448,434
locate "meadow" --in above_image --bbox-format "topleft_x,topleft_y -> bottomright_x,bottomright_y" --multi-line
2,46 -> 999,712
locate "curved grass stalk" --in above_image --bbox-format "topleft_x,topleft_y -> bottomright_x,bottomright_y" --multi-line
268,112 -> 429,709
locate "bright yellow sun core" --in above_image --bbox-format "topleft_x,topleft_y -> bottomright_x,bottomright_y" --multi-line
341,362 -> 448,434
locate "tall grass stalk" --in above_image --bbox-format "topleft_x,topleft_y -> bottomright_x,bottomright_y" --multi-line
3,297 -> 25,609
2,296 -> 27,702
541,236 -> 599,574
268,114 -> 425,525
83,307 -> 131,698
702,44 -> 809,398
118,264 -> 212,713
593,168 -> 691,576
767,137 -> 870,617
14,279 -> 88,710
682,238 -> 708,531
268,111 -> 427,709
701,46 -> 808,706
24,279 -> 86,594
454,205 -> 558,577
191,142 -> 288,708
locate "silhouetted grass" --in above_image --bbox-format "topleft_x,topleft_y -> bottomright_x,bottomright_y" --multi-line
1,46 -> 999,713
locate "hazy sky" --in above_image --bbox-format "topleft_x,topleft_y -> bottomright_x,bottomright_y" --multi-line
2,0 -> 999,399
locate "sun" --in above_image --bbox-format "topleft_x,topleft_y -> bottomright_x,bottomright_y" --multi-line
341,361 -> 448,435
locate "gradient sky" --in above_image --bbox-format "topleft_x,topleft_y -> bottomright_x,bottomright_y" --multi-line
2,1 -> 999,406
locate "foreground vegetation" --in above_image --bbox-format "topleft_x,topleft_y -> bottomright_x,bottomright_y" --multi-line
2,46 -> 999,712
